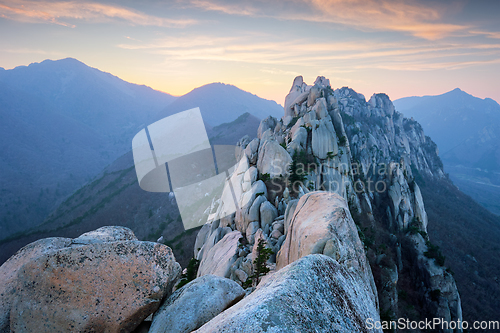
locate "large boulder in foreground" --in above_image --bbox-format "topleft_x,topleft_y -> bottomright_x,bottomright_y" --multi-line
3,227 -> 181,333
277,192 -> 377,305
150,275 -> 245,333
194,254 -> 382,333
0,237 -> 72,332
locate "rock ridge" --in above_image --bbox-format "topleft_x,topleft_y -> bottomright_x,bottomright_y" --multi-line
193,75 -> 462,332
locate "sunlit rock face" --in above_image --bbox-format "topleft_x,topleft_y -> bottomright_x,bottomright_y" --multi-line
276,192 -> 378,307
2,227 -> 181,333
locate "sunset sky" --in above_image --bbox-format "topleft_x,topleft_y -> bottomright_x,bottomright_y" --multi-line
1,0 -> 499,105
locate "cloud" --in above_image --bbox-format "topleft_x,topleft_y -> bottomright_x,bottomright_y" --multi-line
3,48 -> 66,56
188,0 -> 258,16
116,33 -> 500,72
188,0 -> 469,40
0,3 -> 75,27
117,36 -> 239,50
260,68 -> 301,76
0,0 -> 197,28
470,30 -> 500,39
354,57 -> 500,71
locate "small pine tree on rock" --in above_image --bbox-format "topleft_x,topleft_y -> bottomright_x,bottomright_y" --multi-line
243,238 -> 274,288
288,150 -> 306,192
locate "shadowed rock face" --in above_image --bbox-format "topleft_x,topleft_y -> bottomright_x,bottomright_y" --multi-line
194,254 -> 382,333
150,275 -> 245,333
1,227 -> 181,333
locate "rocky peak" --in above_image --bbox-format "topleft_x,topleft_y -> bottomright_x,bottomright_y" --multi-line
368,93 -> 395,117
192,75 -> 461,332
313,75 -> 331,88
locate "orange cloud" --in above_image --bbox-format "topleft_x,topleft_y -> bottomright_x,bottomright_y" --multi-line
353,57 -> 500,71
189,0 -> 469,40
0,3 -> 75,27
308,0 -> 468,40
0,0 -> 197,28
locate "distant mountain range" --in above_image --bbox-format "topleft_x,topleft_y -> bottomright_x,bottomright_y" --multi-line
0,58 -> 282,240
394,89 -> 500,215
0,112 -> 260,268
156,82 -> 283,126
0,58 -> 175,237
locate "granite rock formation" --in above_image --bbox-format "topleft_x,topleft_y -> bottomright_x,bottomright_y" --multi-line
193,76 -> 462,332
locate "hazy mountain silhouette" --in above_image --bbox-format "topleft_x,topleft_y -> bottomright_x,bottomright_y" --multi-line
207,112 -> 261,145
0,58 -> 175,238
0,113 -> 260,268
394,89 -> 500,215
0,58 -> 283,241
156,82 -> 283,126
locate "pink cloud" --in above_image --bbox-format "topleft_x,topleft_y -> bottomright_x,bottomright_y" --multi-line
0,1 -> 197,28
189,0 -> 469,40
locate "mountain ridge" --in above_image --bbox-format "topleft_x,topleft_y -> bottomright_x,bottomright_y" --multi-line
394,88 -> 500,215
0,111 -> 261,268
191,75 -> 463,328
155,82 -> 283,126
190,76 -> 500,326
394,88 -> 500,117
0,58 -> 176,238
0,58 -> 286,240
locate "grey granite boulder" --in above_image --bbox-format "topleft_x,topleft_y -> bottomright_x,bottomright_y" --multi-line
259,200 -> 278,230
194,254 -> 382,333
149,275 -> 245,333
257,116 -> 277,139
257,140 -> 291,178
71,225 -> 137,244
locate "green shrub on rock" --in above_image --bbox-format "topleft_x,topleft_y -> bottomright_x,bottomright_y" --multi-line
176,258 -> 200,289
